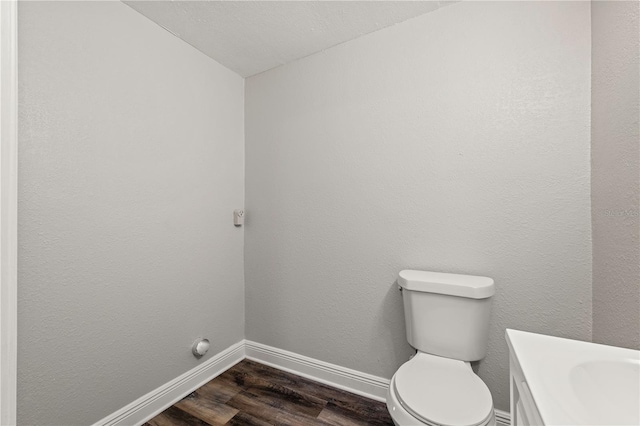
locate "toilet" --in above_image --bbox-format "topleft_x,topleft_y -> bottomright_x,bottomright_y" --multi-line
386,270 -> 496,426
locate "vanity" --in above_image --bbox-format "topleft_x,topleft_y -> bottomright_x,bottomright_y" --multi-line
506,329 -> 640,426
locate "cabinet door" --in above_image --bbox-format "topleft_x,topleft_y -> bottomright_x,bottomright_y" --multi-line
510,354 -> 544,425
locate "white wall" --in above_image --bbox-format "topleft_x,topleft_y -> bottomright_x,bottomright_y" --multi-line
591,0 -> 640,350
245,1 -> 592,412
18,2 -> 244,425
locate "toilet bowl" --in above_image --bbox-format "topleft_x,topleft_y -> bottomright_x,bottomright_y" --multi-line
387,270 -> 496,426
386,352 -> 495,426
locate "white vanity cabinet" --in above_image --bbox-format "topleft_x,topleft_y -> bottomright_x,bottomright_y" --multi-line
507,341 -> 543,425
505,328 -> 640,426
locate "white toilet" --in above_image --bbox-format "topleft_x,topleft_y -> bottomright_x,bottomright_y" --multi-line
387,270 -> 496,426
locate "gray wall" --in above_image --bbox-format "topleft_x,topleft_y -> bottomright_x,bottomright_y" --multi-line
591,1 -> 640,350
18,2 -> 245,425
245,1 -> 592,412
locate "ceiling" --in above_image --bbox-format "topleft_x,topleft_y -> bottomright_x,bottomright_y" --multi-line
124,1 -> 454,77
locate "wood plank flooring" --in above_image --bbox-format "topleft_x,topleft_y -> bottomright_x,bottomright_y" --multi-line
144,359 -> 394,426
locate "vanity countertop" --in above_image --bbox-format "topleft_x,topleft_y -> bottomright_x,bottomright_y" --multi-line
506,329 -> 640,426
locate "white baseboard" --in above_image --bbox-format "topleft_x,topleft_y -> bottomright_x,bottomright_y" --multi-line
244,340 -> 390,402
495,408 -> 511,426
93,340 -> 245,426
94,340 -> 511,426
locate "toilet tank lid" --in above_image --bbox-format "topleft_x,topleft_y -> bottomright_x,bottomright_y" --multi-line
398,270 -> 494,299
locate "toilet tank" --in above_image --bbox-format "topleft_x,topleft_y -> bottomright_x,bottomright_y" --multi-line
398,270 -> 494,361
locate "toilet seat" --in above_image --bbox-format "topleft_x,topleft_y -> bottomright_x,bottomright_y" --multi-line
393,352 -> 494,426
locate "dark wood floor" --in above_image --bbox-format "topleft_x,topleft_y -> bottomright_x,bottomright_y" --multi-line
144,359 -> 394,426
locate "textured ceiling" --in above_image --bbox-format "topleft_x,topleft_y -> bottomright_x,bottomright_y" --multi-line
123,1 -> 453,77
